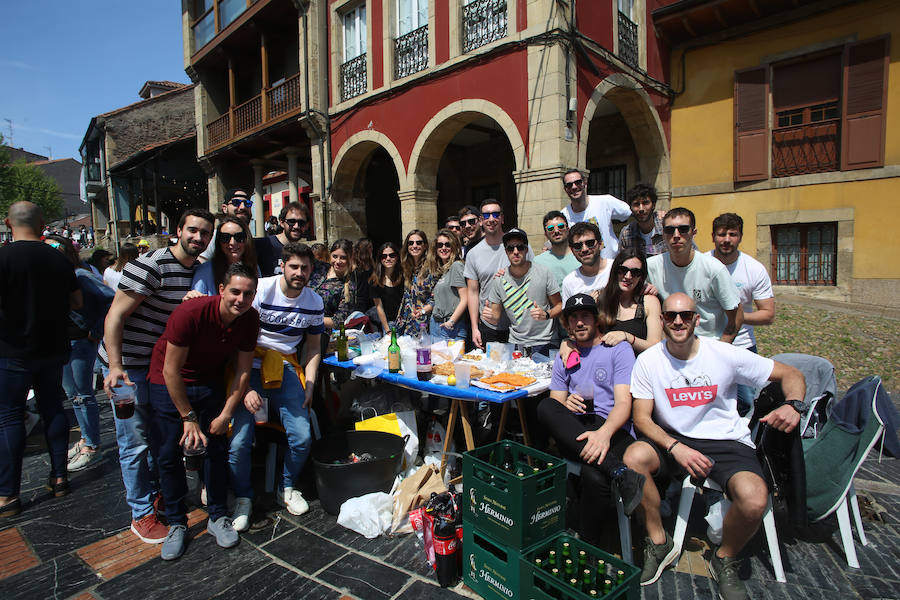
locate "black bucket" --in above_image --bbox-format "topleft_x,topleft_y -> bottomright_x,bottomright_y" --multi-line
312,430 -> 406,515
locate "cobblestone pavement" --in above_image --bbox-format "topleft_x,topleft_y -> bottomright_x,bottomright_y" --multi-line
2,398 -> 898,600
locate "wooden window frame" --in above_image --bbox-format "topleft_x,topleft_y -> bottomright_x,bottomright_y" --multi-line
771,222 -> 838,286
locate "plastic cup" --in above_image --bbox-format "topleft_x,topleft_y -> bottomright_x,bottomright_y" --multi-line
401,349 -> 417,378
453,362 -> 472,387
110,383 -> 136,419
183,440 -> 207,471
254,396 -> 268,424
360,339 -> 375,356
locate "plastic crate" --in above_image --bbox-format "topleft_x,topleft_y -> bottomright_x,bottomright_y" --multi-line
463,441 -> 566,549
521,533 -> 640,600
463,524 -> 537,600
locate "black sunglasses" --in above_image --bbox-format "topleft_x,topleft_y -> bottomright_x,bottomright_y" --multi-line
219,231 -> 247,244
482,211 -> 502,220
570,239 -> 598,251
662,310 -> 697,323
381,252 -> 398,259
226,197 -> 253,208
505,243 -> 527,253
407,239 -> 425,246
616,266 -> 643,278
564,179 -> 584,189
460,217 -> 478,226
545,223 -> 567,232
284,218 -> 306,228
447,225 -> 461,230
663,224 -> 692,235
436,241 -> 453,249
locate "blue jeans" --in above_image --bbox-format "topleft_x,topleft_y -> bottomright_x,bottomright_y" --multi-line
429,316 -> 469,341
0,356 -> 69,496
149,382 -> 229,524
229,364 -> 311,496
62,338 -> 101,448
104,366 -> 158,520
736,345 -> 758,416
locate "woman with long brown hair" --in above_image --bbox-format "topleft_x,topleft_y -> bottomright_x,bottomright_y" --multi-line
103,242 -> 139,290
395,230 -> 439,336
309,238 -> 354,331
348,237 -> 375,314
598,247 -> 661,354
369,242 -> 404,334
427,228 -> 468,341
190,216 -> 258,295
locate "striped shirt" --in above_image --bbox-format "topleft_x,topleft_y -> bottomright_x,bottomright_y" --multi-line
254,275 -> 325,357
99,248 -> 196,368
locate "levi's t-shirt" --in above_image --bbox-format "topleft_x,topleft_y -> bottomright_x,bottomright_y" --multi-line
630,336 -> 773,447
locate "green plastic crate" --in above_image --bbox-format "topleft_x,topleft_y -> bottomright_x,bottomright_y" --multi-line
521,533 -> 640,600
463,441 -> 566,549
463,524 -> 539,600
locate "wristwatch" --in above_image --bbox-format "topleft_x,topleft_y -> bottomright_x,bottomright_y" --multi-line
181,410 -> 199,423
784,400 -> 804,414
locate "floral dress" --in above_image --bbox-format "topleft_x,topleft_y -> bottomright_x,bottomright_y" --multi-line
395,270 -> 438,336
308,260 -> 354,329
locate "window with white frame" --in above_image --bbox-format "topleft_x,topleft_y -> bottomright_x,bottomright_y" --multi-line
397,0 -> 427,36
343,4 -> 367,62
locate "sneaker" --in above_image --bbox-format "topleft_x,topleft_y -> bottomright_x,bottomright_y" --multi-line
709,551 -> 748,600
276,487 -> 309,516
131,513 -> 169,544
231,497 -> 253,532
67,449 -> 100,472
640,532 -> 678,586
612,467 -> 645,517
67,439 -> 85,460
0,497 -> 22,519
161,524 -> 187,560
206,516 -> 239,548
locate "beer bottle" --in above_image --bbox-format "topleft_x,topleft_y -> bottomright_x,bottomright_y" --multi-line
588,591 -> 599,598
568,577 -> 579,589
387,326 -> 401,373
596,559 -> 606,579
603,579 -> 613,594
500,445 -> 515,473
561,542 -> 571,559
534,558 -> 543,570
578,550 -> 587,569
551,567 -> 561,579
336,323 -> 349,361
564,558 -> 574,578
581,569 -> 592,592
547,550 -> 557,570
616,569 -> 625,584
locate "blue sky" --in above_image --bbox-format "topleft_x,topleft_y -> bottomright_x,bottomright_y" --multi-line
0,2 -> 187,161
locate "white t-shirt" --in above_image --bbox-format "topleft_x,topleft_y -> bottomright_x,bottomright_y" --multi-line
562,194 -> 632,259
561,260 -> 613,303
252,276 -> 325,366
103,266 -> 123,290
630,337 -> 774,446
707,251 -> 774,349
647,251 -> 740,339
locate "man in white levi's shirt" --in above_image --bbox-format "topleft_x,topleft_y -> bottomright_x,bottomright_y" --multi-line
622,293 -> 804,598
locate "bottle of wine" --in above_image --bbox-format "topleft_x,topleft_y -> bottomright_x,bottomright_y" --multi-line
388,326 -> 401,373
336,323 -> 349,361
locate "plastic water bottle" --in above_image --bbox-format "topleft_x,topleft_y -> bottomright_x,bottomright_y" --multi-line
416,322 -> 432,381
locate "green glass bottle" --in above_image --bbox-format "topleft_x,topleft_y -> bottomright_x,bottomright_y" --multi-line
534,558 -> 543,571
596,559 -> 606,579
568,577 -> 579,589
581,569 -> 592,592
616,569 -> 625,584
588,590 -> 599,598
551,567 -> 561,580
336,323 -> 349,361
603,579 -> 613,594
564,558 -> 574,578
578,550 -> 587,569
387,326 -> 401,373
547,550 -> 557,570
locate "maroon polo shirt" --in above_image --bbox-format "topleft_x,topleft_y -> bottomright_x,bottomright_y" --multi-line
149,295 -> 259,385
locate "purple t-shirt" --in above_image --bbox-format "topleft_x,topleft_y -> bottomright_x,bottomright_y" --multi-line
550,341 -> 636,436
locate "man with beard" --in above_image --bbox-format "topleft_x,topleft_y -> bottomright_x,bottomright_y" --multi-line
101,208 -> 215,544
561,222 -> 613,303
229,243 -> 323,526
259,202 -> 310,275
618,184 -> 667,257
561,169 -> 631,259
199,188 -> 257,263
624,293 -> 803,598
148,263 -> 259,560
533,210 -> 580,287
458,205 -> 482,255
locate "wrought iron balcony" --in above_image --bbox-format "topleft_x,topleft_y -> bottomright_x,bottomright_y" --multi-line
617,11 -> 638,68
395,25 -> 428,80
204,72 -> 303,151
341,54 -> 367,101
463,0 -> 507,53
772,119 -> 840,177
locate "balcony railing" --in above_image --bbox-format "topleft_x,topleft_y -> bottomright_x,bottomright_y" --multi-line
341,54 -> 367,102
617,11 -> 638,68
395,25 -> 428,80
463,0 -> 507,53
204,72 -> 303,151
772,120 -> 839,178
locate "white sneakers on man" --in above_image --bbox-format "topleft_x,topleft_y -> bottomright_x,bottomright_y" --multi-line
231,497 -> 253,532
276,487 -> 309,516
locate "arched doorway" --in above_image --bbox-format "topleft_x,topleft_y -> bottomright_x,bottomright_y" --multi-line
362,148 -> 401,248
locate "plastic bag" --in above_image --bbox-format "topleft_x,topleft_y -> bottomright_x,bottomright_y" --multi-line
705,497 -> 731,545
391,464 -> 447,534
337,491 -> 394,538
425,416 -> 449,461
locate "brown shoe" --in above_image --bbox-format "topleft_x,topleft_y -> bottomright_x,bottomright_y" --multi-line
0,498 -> 22,518
130,513 -> 169,544
46,477 -> 70,497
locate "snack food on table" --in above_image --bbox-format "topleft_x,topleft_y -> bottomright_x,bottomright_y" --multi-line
432,362 -> 486,379
460,353 -> 483,361
479,372 -> 537,389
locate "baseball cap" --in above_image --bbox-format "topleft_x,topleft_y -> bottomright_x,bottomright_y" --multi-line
562,293 -> 599,318
502,228 -> 528,246
137,239 -> 150,248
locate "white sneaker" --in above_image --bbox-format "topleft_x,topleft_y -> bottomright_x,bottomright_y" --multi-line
231,497 -> 253,532
68,439 -> 85,460
277,487 -> 309,516
67,449 -> 100,472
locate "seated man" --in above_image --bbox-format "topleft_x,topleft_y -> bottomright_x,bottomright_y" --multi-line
537,293 -> 645,547
624,293 -> 804,599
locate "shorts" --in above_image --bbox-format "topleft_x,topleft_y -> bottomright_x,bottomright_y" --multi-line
639,434 -> 766,495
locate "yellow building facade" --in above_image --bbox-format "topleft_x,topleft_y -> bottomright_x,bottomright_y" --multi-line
664,0 -> 899,307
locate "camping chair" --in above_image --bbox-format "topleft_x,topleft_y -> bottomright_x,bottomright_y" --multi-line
770,353 -> 836,438
802,376 -> 886,569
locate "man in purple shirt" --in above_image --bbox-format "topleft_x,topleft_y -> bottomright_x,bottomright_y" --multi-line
537,293 -> 644,546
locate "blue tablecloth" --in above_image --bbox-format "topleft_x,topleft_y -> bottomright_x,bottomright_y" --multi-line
323,355 -> 529,404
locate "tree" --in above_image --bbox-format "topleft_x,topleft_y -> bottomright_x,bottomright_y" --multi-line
0,134 -> 63,222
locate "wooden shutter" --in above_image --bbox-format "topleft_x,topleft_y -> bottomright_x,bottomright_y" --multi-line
734,66 -> 769,182
841,35 -> 890,171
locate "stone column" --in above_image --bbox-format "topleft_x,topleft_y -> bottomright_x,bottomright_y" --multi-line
250,160 -> 266,236
514,166 -> 568,243
397,189 -> 439,238
285,147 -> 300,207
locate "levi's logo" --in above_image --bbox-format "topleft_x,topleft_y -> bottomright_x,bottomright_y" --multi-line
665,385 -> 718,408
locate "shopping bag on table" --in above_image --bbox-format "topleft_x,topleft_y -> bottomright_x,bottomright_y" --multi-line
392,464 -> 447,534
355,410 -> 419,471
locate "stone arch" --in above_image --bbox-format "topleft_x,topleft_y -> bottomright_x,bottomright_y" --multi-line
578,72 -> 671,202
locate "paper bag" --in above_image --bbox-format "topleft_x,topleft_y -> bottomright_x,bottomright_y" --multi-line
390,464 -> 447,534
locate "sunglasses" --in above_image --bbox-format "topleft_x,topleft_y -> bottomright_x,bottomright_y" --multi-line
460,217 -> 478,226
663,224 -> 692,235
219,231 -> 247,244
381,252 -> 398,259
662,310 -> 697,323
284,218 -> 306,228
616,266 -> 643,278
407,239 -> 425,246
482,211 -> 502,220
226,197 -> 253,208
570,239 -> 598,251
545,223 -> 567,232
447,225 -> 461,231
505,243 -> 527,253
564,179 -> 584,189
436,241 -> 453,249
